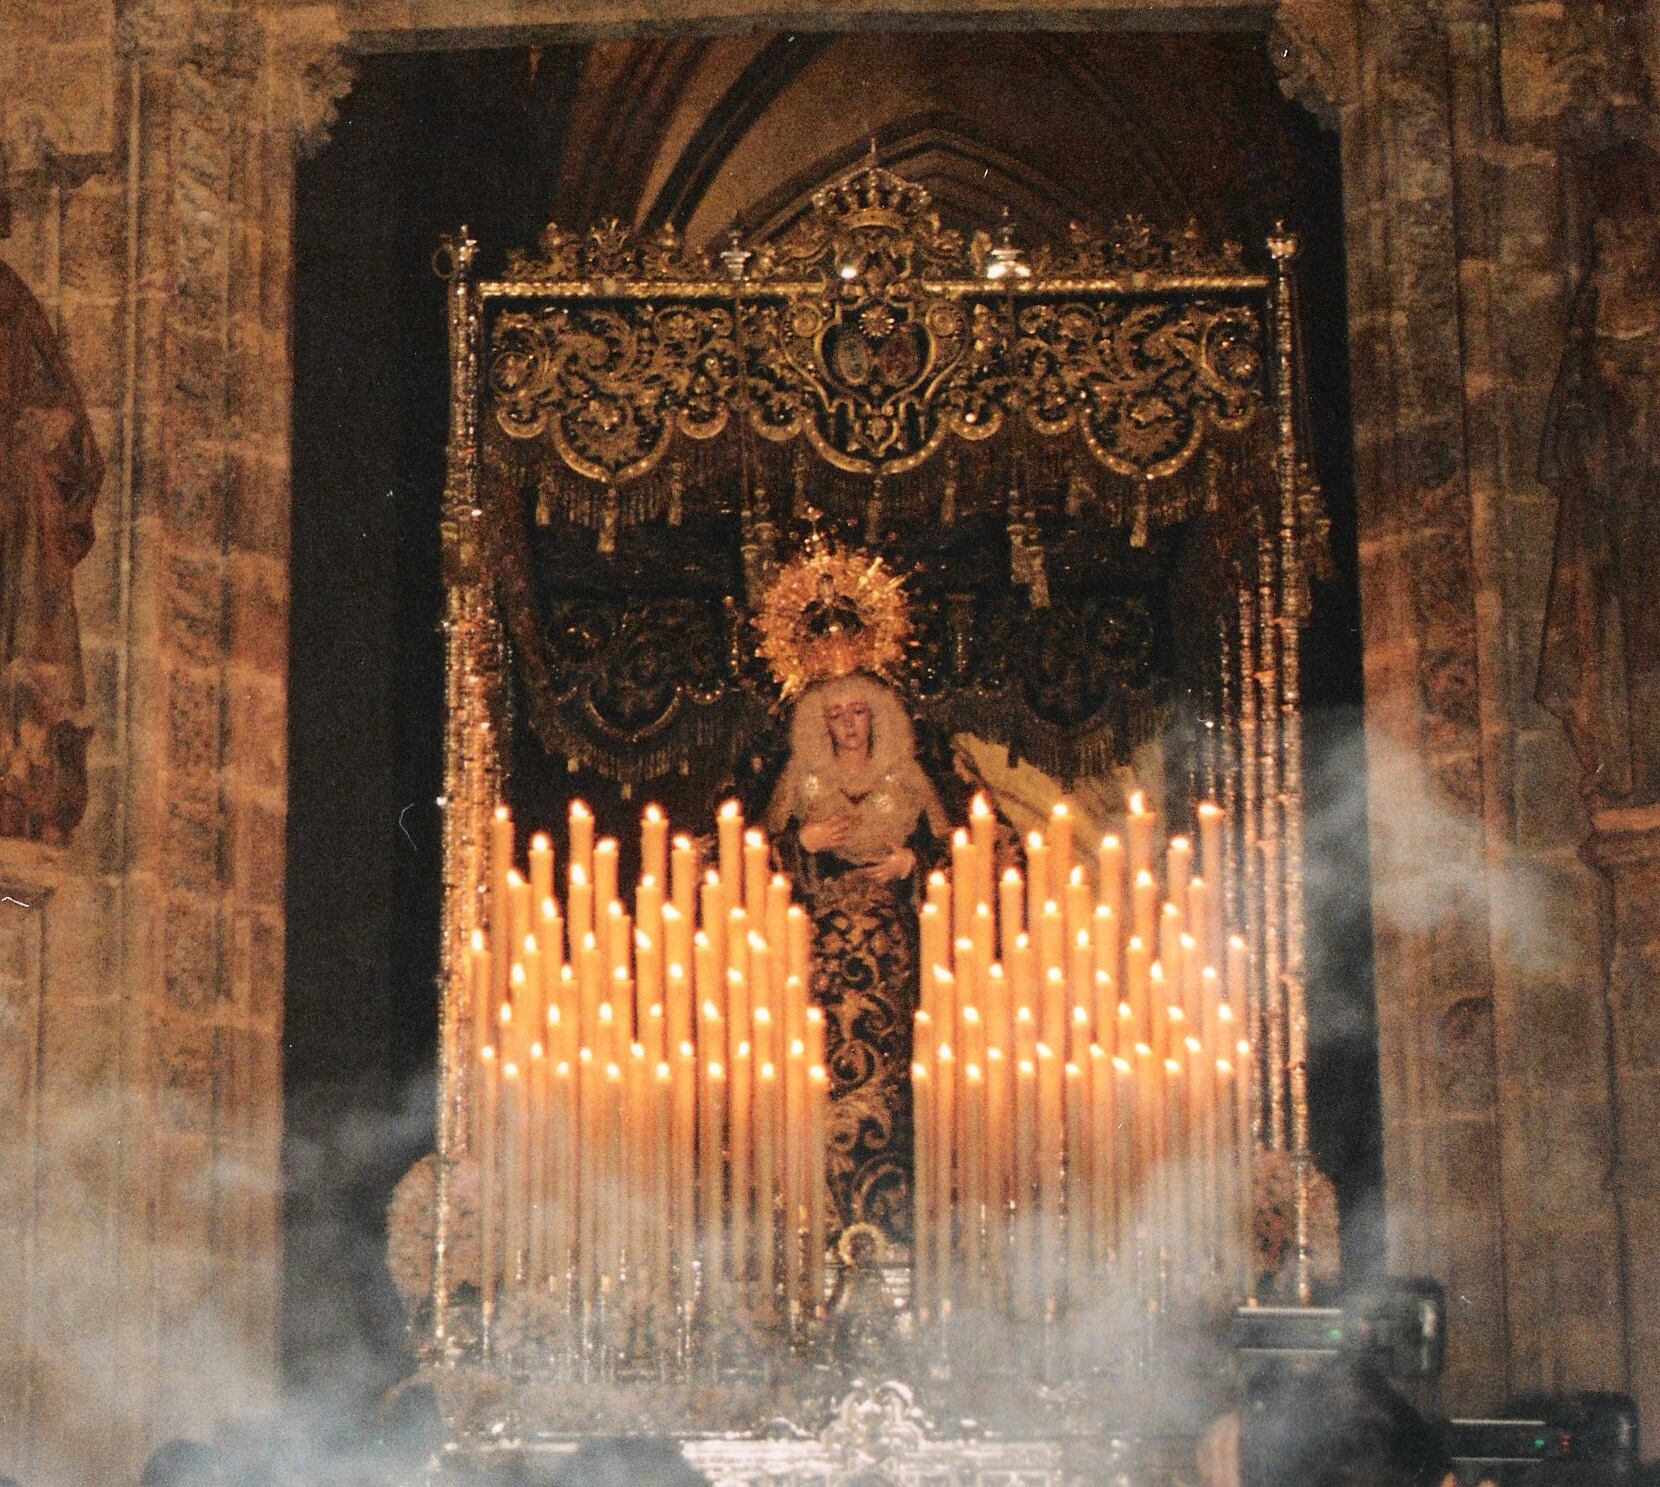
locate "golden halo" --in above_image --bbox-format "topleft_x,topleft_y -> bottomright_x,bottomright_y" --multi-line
753,535 -> 912,701
835,1221 -> 887,1267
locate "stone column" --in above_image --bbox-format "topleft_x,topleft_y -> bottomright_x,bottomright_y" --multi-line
0,4 -> 348,1484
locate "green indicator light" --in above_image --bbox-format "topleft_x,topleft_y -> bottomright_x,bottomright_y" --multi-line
1326,1328 -> 1344,1341
1533,1439 -> 1546,1451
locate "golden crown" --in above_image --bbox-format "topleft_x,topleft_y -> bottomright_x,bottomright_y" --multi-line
811,162 -> 935,236
753,531 -> 912,701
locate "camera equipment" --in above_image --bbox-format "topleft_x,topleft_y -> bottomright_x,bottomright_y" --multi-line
1230,1277 -> 1446,1381
1446,1393 -> 1638,1485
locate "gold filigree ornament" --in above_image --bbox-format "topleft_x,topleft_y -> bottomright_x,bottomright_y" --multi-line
753,530 -> 912,701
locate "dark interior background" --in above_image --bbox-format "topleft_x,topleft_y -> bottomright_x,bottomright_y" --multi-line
287,34 -> 1378,1420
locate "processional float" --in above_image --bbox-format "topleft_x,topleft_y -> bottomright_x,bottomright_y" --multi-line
404,160 -> 1335,1477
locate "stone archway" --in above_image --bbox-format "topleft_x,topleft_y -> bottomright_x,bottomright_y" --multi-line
1,2 -> 1655,1482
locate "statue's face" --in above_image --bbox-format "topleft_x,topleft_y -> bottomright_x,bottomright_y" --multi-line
824,697 -> 873,757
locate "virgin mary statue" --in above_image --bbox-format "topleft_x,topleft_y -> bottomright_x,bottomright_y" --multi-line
766,671 -> 949,1244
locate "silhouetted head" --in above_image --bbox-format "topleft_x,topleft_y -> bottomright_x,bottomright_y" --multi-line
1241,1362 -> 1452,1487
139,1439 -> 220,1487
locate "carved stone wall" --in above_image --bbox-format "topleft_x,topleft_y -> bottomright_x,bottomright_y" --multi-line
1,0 -> 1656,1482
0,4 -> 344,1484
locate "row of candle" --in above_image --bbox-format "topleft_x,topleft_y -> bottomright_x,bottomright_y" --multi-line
470,798 -> 830,1337
913,791 -> 1253,1319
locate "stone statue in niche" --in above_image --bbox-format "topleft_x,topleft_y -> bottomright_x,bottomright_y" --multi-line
1538,141 -> 1660,805
0,160 -> 102,843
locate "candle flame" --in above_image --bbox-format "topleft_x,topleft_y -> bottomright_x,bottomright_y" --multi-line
1016,932 -> 1031,949
539,899 -> 557,920
598,1003 -> 614,1023
754,1006 -> 772,1024
470,929 -> 485,952
531,1041 -> 544,1059
649,1005 -> 663,1022
1112,1056 -> 1132,1074
1136,869 -> 1155,887
482,1045 -> 496,1062
808,1065 -> 826,1083
1237,1038 -> 1251,1056
531,831 -> 551,852
972,793 -> 991,817
1064,1062 -> 1080,1078
967,1063 -> 983,1081
748,930 -> 766,951
1018,1059 -> 1035,1076
547,1006 -> 560,1026
1016,1006 -> 1034,1024
495,804 -> 510,822
1118,1001 -> 1133,1019
744,828 -> 764,847
912,1061 -> 926,1079
657,1061 -> 671,1080
1230,933 -> 1247,949
952,828 -> 970,848
1186,1036 -> 1203,1054
1165,1058 -> 1181,1075
570,865 -> 588,887
915,1009 -> 931,1025
1101,832 -> 1121,849
557,1060 -> 570,1076
938,1043 -> 954,1062
709,1061 -> 724,1078
666,961 -> 685,980
1218,1002 -> 1234,1022
988,1046 -> 1004,1062
790,1038 -> 806,1057
606,1062 -> 621,1080
504,1062 -> 519,1079
964,1005 -> 981,1024
1069,865 -> 1084,887
1043,900 -> 1060,917
704,869 -> 720,886
1003,867 -> 1021,884
719,800 -> 739,819
1135,1042 -> 1153,1058
499,1004 -> 512,1026
1181,932 -> 1197,951
506,869 -> 523,889
570,801 -> 591,820
1129,790 -> 1146,814
1036,1041 -> 1053,1059
988,963 -> 1005,981
679,1040 -> 694,1057
1198,801 -> 1223,819
672,832 -> 691,850
644,803 -> 663,823
579,1047 -> 593,1063
1076,929 -> 1090,949
805,1006 -> 822,1026
760,1062 -> 775,1079
1073,1006 -> 1088,1024
1027,830 -> 1044,850
1169,1006 -> 1185,1022
702,999 -> 719,1020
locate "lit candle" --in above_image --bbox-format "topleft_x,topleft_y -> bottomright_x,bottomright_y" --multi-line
1024,831 -> 1049,913
655,1057 -> 673,1300
951,829 -> 976,943
999,868 -> 1024,960
1160,901 -> 1184,983
1126,935 -> 1151,1043
1050,801 -> 1074,884
970,792 -> 996,909
527,1038 -> 548,1286
1068,933 -> 1094,1057
1132,869 -> 1159,946
606,900 -> 631,986
641,804 -> 668,891
934,1040 -> 956,1306
920,903 -> 947,988
700,872 -> 725,971
766,874 -> 791,968
529,831 -> 554,910
717,800 -> 743,913
1038,900 -> 1065,981
743,828 -> 769,916
963,1060 -> 986,1304
806,1062 -> 828,1309
1166,835 -> 1193,904
728,969 -> 753,1283
755,1057 -> 778,1307
984,1042 -> 1010,1298
1013,1049 -> 1037,1317
1097,833 -> 1124,924
568,800 -> 594,890
670,833 -> 698,921
502,1059 -> 525,1287
552,1053 -> 576,1290
784,1033 -> 806,1307
1092,904 -> 1120,1000
479,1043 -> 500,1318
911,1054 -> 933,1317
469,929 -> 491,1067
1064,1059 -> 1087,1306
568,863 -> 593,946
1088,1042 -> 1115,1269
1126,790 -> 1155,879
594,839 -> 619,923
1064,866 -> 1091,950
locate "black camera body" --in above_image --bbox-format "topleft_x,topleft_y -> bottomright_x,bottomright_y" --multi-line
1446,1394 -> 1639,1485
1230,1282 -> 1640,1485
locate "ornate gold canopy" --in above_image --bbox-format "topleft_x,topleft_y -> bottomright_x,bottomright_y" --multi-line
475,162 -> 1296,556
